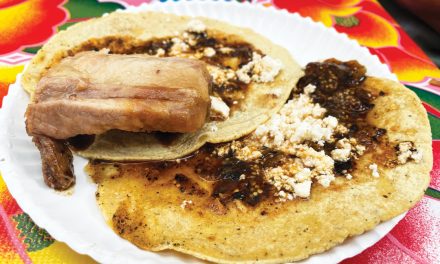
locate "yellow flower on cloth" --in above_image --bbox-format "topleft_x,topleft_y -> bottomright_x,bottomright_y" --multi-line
0,65 -> 23,107
0,0 -> 68,55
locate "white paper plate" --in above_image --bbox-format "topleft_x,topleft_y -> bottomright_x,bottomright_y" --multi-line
0,1 -> 404,263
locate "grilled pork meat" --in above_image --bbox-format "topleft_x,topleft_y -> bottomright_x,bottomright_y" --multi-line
33,135 -> 75,190
26,51 -> 212,139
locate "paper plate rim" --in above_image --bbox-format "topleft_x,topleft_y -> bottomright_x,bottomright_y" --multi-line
0,1 -> 404,264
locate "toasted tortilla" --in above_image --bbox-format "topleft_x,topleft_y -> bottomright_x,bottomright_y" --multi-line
22,11 -> 302,161
86,77 -> 432,263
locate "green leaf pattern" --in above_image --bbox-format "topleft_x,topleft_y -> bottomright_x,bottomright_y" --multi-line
334,15 -> 360,27
12,213 -> 54,252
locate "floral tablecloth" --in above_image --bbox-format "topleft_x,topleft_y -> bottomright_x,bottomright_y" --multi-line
0,0 -> 439,263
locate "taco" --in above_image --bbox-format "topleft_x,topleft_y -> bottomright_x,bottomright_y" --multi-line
86,59 -> 432,263
22,11 -> 302,161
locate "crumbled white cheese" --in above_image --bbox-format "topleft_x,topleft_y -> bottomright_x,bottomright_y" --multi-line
155,48 -> 165,57
98,48 -> 110,54
331,148 -> 351,161
236,52 -> 283,83
411,150 -> 423,163
278,190 -> 287,198
294,180 -> 312,198
331,138 -> 352,161
398,142 -> 412,152
346,174 -> 353,180
239,174 -> 246,181
203,47 -> 216,57
251,89 -> 367,200
257,55 -> 283,82
355,145 -> 366,155
336,138 -> 351,149
180,200 -> 193,209
254,93 -> 339,149
263,145 -> 335,200
216,145 -> 229,157
296,146 -> 334,181
397,142 -> 422,164
316,173 -> 335,188
303,84 -> 316,94
369,163 -> 380,178
219,47 -> 234,54
268,88 -> 283,98
234,145 -> 263,161
186,19 -> 206,33
294,168 -> 311,182
181,31 -> 198,46
210,96 -> 230,120
336,126 -> 349,135
236,67 -> 251,84
169,37 -> 190,56
265,164 -> 315,199
207,65 -> 236,85
254,93 -> 339,194
266,167 -> 295,199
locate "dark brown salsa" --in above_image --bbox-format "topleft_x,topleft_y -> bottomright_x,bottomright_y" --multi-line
297,59 -> 388,173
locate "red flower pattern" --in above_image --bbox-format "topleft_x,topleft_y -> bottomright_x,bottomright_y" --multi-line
272,0 -> 440,83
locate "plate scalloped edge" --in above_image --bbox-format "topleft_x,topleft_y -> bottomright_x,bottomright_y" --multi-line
0,1 -> 405,264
